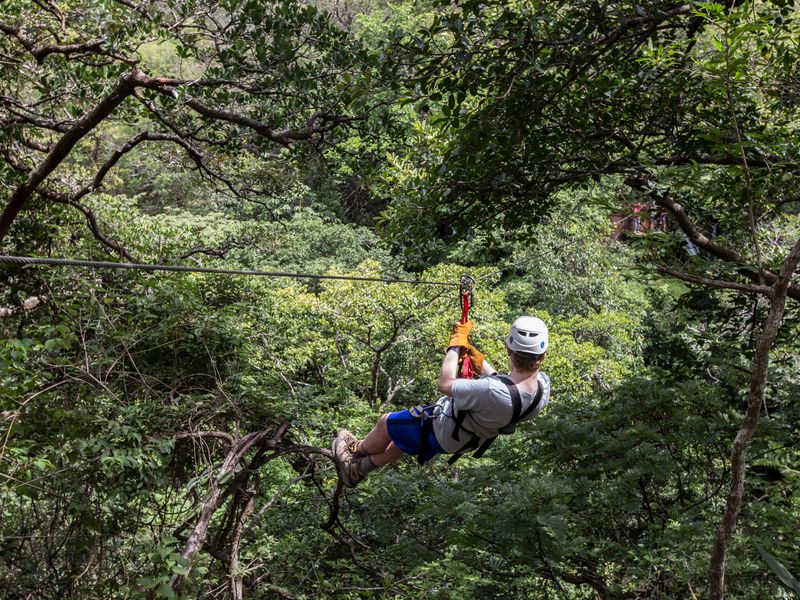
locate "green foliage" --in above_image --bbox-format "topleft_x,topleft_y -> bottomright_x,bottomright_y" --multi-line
1,0 -> 799,598
758,545 -> 800,597
378,0 -> 800,273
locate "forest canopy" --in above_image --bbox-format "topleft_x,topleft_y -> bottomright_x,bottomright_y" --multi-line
1,1 -> 798,599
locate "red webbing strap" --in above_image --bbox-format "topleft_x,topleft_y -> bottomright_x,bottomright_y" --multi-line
459,290 -> 475,379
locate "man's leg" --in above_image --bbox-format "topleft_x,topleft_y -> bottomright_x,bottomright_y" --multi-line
367,441 -> 404,466
359,414 -> 405,465
334,414 -> 406,487
360,414 -> 392,454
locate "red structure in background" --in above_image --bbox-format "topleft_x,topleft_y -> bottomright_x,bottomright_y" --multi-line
610,199 -> 669,240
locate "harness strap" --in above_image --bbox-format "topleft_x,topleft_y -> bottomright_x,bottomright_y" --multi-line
419,418 -> 434,465
447,375 -> 544,464
451,406 -> 468,441
494,374 -> 522,424
472,436 -> 498,459
447,436 -> 481,465
516,380 -> 544,423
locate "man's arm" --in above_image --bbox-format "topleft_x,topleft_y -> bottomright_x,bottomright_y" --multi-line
437,347 -> 460,396
464,344 -> 496,376
479,358 -> 496,376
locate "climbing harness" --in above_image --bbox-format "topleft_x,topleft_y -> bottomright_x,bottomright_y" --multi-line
0,255 -> 458,288
411,404 -> 442,466
409,405 -> 442,419
447,373 -> 544,465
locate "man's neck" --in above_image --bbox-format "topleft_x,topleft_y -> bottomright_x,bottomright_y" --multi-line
508,368 -> 539,387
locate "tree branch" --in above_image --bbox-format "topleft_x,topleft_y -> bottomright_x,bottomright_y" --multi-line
133,94 -> 286,206
658,267 -> 773,297
652,153 -> 788,168
33,186 -> 135,260
18,137 -> 52,153
230,485 -> 257,600
1,130 -> 211,260
0,147 -> 134,259
707,236 -> 800,599
177,238 -> 253,261
0,54 -> 357,242
625,174 -> 800,302
0,70 -> 141,242
170,423 -> 290,591
0,109 -> 73,133
71,130 -> 213,202
131,73 -> 357,147
0,20 -> 104,64
175,430 -> 236,446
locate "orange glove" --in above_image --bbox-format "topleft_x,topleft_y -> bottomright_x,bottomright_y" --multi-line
464,343 -> 485,374
448,320 -> 474,348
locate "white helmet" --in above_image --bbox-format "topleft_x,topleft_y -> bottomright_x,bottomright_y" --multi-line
506,316 -> 548,354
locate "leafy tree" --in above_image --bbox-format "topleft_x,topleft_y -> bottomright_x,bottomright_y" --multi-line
2,1 -> 799,598
0,0 -> 370,257
376,2 -> 800,595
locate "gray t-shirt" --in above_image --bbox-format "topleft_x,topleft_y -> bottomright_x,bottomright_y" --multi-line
432,372 -> 551,454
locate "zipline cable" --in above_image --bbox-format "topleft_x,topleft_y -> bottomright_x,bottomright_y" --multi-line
0,255 -> 459,288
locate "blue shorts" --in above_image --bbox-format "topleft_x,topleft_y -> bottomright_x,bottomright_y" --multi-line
387,409 -> 445,463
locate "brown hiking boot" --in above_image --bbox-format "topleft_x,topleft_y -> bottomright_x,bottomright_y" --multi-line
337,429 -> 362,457
332,432 -> 364,488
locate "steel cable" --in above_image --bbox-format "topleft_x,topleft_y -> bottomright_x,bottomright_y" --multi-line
0,255 -> 459,287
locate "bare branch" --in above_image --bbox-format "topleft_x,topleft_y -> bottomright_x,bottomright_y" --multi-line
0,296 -> 45,318
170,423 -> 290,591
177,239 -> 253,261
0,109 -> 72,133
658,267 -> 773,297
230,486 -> 257,600
0,58 -> 357,243
1,93 -> 254,246
0,20 -> 104,64
36,186 -> 136,260
175,431 -> 235,446
0,144 -> 135,258
130,73 -> 358,147
708,236 -> 800,599
71,130 -> 211,202
133,95 -> 283,203
0,130 -> 175,260
18,137 -> 52,153
652,153 -> 789,168
0,70 -> 141,242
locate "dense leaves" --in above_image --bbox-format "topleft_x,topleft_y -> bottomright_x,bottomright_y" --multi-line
1,1 -> 798,599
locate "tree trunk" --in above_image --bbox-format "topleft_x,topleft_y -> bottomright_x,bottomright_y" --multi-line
230,487 -> 257,600
0,72 -> 139,242
707,238 -> 800,599
169,425 -> 288,591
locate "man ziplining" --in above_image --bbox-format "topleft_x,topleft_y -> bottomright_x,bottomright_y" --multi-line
332,316 -> 552,488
